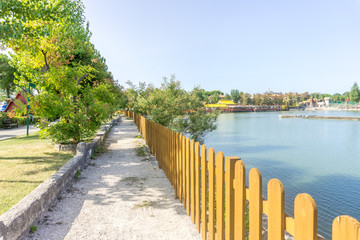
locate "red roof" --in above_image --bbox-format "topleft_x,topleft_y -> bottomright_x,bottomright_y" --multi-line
4,91 -> 27,112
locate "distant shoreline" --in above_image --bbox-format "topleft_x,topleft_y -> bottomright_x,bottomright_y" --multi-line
279,115 -> 360,120
304,106 -> 360,112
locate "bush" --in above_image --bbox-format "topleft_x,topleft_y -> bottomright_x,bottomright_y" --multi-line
0,112 -> 8,128
0,114 -> 41,128
12,117 -> 27,126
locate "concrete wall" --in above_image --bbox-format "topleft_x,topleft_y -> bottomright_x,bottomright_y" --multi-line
0,117 -> 120,240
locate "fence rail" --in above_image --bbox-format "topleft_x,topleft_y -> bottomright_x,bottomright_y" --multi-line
125,111 -> 360,240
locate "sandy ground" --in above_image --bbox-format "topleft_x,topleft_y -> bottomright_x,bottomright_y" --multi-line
26,118 -> 201,240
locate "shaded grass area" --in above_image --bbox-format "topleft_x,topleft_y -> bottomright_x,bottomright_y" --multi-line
0,133 -> 74,215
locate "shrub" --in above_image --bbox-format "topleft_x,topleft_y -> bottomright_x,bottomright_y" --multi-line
0,112 -> 8,128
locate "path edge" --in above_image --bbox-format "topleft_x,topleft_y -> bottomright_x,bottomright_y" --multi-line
0,117 -> 121,240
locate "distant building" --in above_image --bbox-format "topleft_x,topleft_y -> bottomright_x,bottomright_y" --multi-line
218,100 -> 235,105
205,100 -> 235,109
4,91 -> 27,112
263,90 -> 282,95
324,97 -> 330,106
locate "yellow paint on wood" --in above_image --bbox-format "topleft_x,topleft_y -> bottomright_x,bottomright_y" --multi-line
182,135 -> 186,207
234,160 -> 246,240
294,193 -> 317,240
249,168 -> 262,240
332,215 -> 360,240
225,157 -> 239,240
191,139 -> 196,223
186,137 -> 191,215
216,152 -> 225,240
208,148 -> 216,240
267,179 -> 285,240
201,144 -> 208,240
285,215 -> 295,236
195,142 -> 201,232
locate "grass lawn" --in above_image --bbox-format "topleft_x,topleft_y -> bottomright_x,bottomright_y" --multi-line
0,133 -> 74,215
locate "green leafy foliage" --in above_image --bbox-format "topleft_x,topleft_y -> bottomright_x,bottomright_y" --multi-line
126,75 -> 219,143
350,82 -> 360,103
230,89 -> 240,103
1,0 -> 123,143
29,225 -> 38,234
0,54 -> 16,98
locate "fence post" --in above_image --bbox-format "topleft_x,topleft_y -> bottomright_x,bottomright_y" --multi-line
176,132 -> 180,199
332,215 -> 360,240
201,144 -> 208,240
225,157 -> 239,240
208,148 -> 216,240
294,193 -> 317,240
267,179 -> 285,240
249,168 -> 263,240
191,139 -> 196,223
196,142 -> 201,232
234,160 -> 246,240
186,137 -> 191,215
216,152 -> 225,240
182,135 -> 186,208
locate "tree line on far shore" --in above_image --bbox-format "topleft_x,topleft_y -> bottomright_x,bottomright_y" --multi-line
203,82 -> 360,107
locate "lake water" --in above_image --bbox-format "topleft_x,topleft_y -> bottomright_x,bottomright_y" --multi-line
204,111 -> 360,239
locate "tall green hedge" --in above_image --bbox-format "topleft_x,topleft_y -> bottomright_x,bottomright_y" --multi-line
0,113 -> 40,128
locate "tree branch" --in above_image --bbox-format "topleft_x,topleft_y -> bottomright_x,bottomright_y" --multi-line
40,50 -> 50,71
75,73 -> 87,85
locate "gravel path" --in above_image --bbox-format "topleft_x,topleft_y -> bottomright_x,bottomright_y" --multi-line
26,118 -> 201,240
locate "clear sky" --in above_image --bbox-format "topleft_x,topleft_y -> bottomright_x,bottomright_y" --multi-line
82,0 -> 360,94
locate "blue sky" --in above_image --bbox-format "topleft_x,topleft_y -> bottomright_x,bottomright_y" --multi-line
83,0 -> 360,94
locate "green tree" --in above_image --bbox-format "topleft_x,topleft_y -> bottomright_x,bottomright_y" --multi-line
349,82 -> 360,103
230,89 -> 240,103
209,93 -> 219,104
224,93 -> 231,100
126,75 -> 219,143
0,54 -> 16,98
1,0 -> 121,143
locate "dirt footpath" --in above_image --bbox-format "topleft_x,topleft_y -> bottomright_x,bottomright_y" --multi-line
26,118 -> 201,240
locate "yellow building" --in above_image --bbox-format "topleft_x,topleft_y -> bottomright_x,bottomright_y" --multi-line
205,100 -> 235,109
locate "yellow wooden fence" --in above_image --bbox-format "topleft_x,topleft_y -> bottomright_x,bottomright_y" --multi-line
125,111 -> 360,240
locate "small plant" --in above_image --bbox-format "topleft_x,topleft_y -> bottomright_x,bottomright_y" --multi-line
74,170 -> 81,179
136,145 -> 146,157
30,225 -> 38,233
90,153 -> 95,159
133,200 -> 155,209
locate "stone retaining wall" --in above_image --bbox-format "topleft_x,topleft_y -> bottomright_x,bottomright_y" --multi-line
0,117 -> 120,240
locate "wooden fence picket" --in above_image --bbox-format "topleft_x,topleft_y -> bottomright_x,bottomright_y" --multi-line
208,148 -> 216,240
234,160 -> 246,240
332,215 -> 360,240
225,157 -> 239,240
201,144 -> 208,240
267,179 -> 285,240
249,168 -> 262,240
216,152 -> 225,240
191,139 -> 196,223
127,112 -> 360,240
195,142 -> 201,232
294,193 -> 317,240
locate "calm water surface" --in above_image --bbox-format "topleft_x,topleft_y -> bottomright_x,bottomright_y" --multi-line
204,111 -> 360,239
